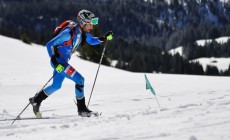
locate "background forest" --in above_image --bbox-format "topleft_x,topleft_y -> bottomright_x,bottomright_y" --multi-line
1,0 -> 230,75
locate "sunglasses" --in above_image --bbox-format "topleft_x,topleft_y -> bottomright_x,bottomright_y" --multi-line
90,18 -> 99,25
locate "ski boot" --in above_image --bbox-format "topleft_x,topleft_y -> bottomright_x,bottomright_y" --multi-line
76,97 -> 93,117
29,90 -> 48,118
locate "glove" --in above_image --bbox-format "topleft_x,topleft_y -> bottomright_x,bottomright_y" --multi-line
99,31 -> 114,42
51,56 -> 65,73
55,64 -> 65,73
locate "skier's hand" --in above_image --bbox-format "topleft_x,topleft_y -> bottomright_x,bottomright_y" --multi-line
99,31 -> 114,42
104,31 -> 113,40
55,64 -> 65,73
51,56 -> 65,73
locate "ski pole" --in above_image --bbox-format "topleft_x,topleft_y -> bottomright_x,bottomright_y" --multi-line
87,41 -> 108,107
38,72 -> 57,94
11,72 -> 57,125
11,103 -> 30,125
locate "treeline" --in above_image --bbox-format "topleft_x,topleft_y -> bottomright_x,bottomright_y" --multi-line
106,38 -> 230,76
1,0 -> 230,48
1,0 -> 230,76
184,40 -> 230,60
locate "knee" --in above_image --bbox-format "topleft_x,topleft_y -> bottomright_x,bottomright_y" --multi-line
80,76 -> 84,85
75,75 -> 84,85
75,84 -> 84,92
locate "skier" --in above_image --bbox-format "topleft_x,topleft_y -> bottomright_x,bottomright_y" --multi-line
29,9 -> 113,117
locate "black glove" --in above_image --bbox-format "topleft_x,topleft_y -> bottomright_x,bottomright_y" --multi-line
99,31 -> 114,42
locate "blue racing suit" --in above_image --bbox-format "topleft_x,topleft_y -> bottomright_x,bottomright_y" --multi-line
44,24 -> 102,99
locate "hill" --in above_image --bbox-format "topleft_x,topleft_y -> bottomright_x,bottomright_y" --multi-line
1,34 -> 230,140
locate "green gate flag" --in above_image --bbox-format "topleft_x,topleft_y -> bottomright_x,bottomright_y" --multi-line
144,74 -> 156,95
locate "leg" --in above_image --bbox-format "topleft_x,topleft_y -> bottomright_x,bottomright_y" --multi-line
60,65 -> 92,115
60,65 -> 85,99
29,71 -> 65,117
29,90 -> 48,118
43,71 -> 65,95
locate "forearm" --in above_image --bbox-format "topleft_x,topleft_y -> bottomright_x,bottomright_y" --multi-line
86,33 -> 102,46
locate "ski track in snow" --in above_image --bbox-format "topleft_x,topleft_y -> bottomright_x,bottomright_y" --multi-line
1,85 -> 230,140
0,35 -> 230,140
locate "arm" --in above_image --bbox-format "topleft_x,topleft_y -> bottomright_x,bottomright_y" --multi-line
86,33 -> 102,46
46,28 -> 72,57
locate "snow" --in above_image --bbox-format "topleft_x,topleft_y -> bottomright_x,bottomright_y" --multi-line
110,60 -> 118,67
190,57 -> 230,71
144,0 -> 230,5
1,35 -> 230,140
196,36 -> 230,47
168,46 -> 183,56
220,0 -> 230,3
169,36 -> 230,71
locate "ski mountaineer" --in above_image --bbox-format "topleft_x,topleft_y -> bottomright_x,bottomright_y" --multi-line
29,9 -> 113,117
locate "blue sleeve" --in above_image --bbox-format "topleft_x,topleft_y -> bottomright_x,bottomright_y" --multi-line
86,33 -> 103,46
46,28 -> 72,57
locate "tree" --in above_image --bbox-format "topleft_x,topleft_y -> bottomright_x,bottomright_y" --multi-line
205,65 -> 219,76
20,33 -> 31,44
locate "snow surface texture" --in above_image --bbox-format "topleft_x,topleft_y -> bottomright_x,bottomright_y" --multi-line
0,35 -> 230,140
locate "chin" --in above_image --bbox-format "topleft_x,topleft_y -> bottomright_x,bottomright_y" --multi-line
84,29 -> 92,33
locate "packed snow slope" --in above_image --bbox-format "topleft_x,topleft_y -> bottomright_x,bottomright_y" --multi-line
0,35 -> 230,140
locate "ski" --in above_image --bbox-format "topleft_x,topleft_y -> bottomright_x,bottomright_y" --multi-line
91,111 -> 102,117
1,117 -> 55,122
1,112 -> 102,122
11,102 -> 31,124
78,111 -> 102,117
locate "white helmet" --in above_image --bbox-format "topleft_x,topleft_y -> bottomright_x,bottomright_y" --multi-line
77,9 -> 99,25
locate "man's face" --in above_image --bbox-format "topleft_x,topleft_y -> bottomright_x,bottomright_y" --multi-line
83,23 -> 93,33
